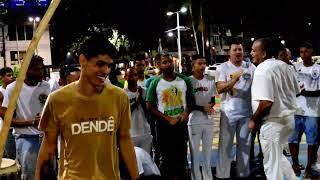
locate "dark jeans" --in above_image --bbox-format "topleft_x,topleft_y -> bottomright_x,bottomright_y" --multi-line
157,120 -> 188,180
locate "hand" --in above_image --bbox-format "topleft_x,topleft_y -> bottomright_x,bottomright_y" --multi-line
137,86 -> 142,94
203,103 -> 215,114
137,87 -> 143,103
248,119 -> 260,131
132,175 -> 140,180
167,116 -> 179,125
33,113 -> 41,126
230,69 -> 244,81
177,112 -> 189,122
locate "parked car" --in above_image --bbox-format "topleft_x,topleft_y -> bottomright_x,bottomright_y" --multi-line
205,63 -> 222,80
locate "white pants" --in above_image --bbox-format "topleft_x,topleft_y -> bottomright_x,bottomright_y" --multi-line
132,134 -> 153,153
216,112 -> 251,178
260,117 -> 298,180
188,124 -> 214,180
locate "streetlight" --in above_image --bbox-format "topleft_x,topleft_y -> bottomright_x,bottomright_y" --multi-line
28,16 -> 41,35
167,32 -> 174,37
281,40 -> 285,45
29,16 -> 41,54
166,6 -> 187,72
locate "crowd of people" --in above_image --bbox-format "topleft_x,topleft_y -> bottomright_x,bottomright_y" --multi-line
0,34 -> 319,180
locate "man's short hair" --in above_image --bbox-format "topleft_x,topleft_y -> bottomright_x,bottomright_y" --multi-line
29,55 -> 44,69
78,34 -> 118,59
300,42 -> 313,49
191,54 -> 205,61
228,37 -> 243,47
155,54 -> 171,64
191,54 -> 205,66
255,38 -> 280,59
134,54 -> 145,64
59,65 -> 80,80
0,67 -> 13,77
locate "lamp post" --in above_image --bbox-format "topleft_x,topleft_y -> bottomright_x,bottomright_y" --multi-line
28,16 -> 40,35
167,6 -> 187,72
28,16 -> 40,54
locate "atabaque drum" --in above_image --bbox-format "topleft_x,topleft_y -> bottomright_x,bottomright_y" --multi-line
0,158 -> 20,180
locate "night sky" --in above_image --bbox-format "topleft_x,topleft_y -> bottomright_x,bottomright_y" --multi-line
2,0 -> 319,64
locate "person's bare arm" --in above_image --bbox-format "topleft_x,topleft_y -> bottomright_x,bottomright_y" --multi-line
0,107 -> 39,126
35,130 -> 58,180
0,107 -> 6,119
248,100 -> 273,131
216,70 -> 243,94
118,130 -> 139,180
0,92 -> 4,107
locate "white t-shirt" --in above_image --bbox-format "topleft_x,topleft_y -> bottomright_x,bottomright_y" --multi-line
0,86 -> 5,95
217,60 -> 256,122
124,87 -> 151,137
294,63 -> 320,117
0,86 -> 5,131
188,75 -> 216,125
137,79 -> 146,87
251,58 -> 300,121
48,78 -> 60,92
2,81 -> 51,135
155,77 -> 187,118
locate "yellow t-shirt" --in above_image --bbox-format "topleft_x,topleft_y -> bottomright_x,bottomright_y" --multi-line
39,82 -> 131,180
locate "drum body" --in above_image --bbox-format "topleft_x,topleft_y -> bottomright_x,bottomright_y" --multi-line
0,158 -> 21,180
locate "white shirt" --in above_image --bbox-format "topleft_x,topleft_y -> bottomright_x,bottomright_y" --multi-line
0,86 -> 5,95
48,78 -> 60,92
252,58 -> 300,121
294,63 -> 320,117
188,75 -> 216,125
137,79 -> 146,87
124,87 -> 151,137
0,86 -> 5,131
2,81 -> 51,135
217,60 -> 256,122
155,77 -> 187,118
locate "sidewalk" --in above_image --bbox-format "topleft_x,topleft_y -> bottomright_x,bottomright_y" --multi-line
186,99 -> 317,179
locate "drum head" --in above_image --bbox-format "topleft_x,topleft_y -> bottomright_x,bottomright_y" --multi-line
0,158 -> 16,169
0,158 -> 19,175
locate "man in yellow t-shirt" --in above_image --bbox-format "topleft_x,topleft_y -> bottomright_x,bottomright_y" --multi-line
35,34 -> 139,180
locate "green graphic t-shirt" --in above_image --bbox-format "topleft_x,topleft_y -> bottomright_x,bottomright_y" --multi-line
146,74 -> 193,118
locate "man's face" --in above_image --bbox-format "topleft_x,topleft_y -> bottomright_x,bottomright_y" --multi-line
81,54 -> 113,88
126,69 -> 138,86
251,41 -> 265,65
229,44 -> 244,63
192,58 -> 206,75
300,47 -> 313,61
2,72 -> 13,85
159,56 -> 174,75
278,49 -> 292,64
66,71 -> 80,85
135,60 -> 145,75
27,62 -> 44,82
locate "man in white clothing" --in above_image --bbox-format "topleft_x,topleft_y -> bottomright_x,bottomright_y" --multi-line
1,55 -> 51,180
249,38 -> 300,180
188,54 -> 216,180
125,67 -> 152,153
288,42 -> 320,178
216,40 -> 255,179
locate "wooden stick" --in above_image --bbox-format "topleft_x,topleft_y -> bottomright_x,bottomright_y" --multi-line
0,0 -> 61,165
